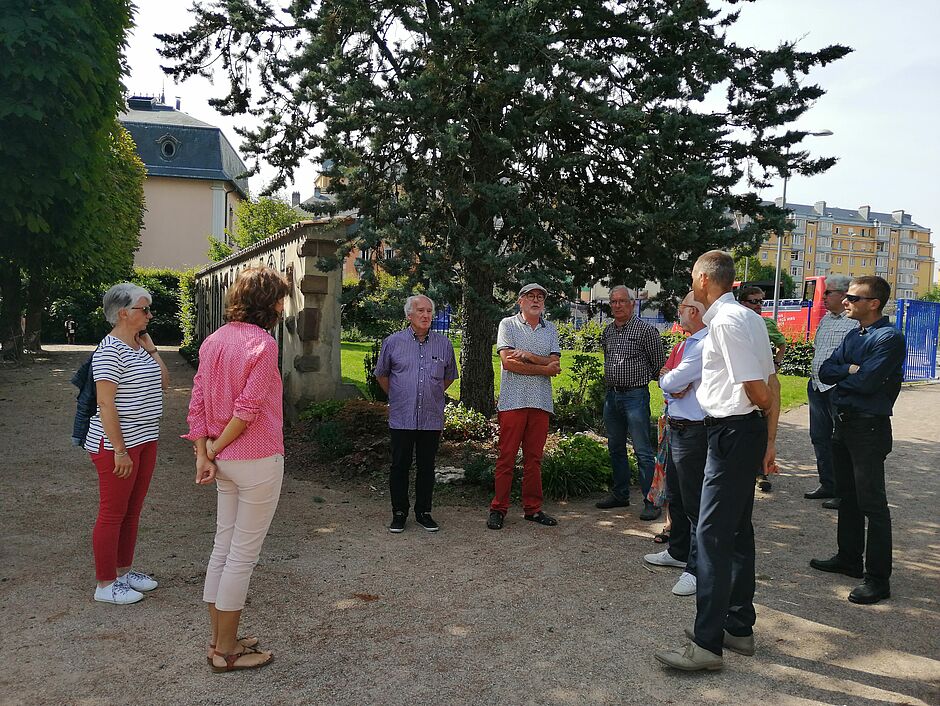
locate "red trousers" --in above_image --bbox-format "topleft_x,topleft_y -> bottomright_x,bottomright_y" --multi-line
90,440 -> 158,581
491,408 -> 549,515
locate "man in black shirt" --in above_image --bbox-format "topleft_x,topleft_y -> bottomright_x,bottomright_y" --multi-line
812,276 -> 905,605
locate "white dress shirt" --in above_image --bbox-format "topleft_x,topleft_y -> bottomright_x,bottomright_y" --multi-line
659,328 -> 708,421
697,292 -> 776,418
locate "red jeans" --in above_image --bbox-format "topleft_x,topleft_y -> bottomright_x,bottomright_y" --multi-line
90,440 -> 158,581
490,408 -> 549,515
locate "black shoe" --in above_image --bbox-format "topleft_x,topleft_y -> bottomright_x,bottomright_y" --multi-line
822,497 -> 841,510
757,477 -> 772,492
809,555 -> 863,579
415,513 -> 440,532
639,500 -> 661,521
486,510 -> 504,530
804,485 -> 835,500
596,493 -> 629,509
388,512 -> 407,533
524,511 -> 558,526
848,580 -> 890,605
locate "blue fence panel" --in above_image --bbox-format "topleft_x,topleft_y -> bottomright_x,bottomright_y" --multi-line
431,304 -> 453,333
895,299 -> 940,382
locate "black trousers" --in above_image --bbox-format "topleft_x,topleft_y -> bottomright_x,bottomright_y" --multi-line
666,424 -> 708,575
694,415 -> 766,656
389,429 -> 441,515
832,415 -> 893,584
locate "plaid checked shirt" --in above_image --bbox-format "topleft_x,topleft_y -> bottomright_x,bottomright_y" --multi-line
601,317 -> 666,388
811,311 -> 859,392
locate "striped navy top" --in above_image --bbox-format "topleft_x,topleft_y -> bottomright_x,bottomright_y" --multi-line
84,335 -> 164,452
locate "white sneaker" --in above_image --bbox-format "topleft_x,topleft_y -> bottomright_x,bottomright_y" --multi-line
119,570 -> 158,592
644,549 -> 687,568
94,580 -> 144,605
672,571 -> 697,596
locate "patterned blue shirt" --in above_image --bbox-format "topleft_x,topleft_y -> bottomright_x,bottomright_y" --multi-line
374,328 -> 458,430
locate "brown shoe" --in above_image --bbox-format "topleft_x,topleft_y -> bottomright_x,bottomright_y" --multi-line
210,645 -> 274,673
654,641 -> 723,671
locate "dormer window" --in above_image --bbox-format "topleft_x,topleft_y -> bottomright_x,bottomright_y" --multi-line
156,134 -> 180,161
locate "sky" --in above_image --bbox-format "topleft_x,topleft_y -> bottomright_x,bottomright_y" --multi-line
125,0 -> 940,255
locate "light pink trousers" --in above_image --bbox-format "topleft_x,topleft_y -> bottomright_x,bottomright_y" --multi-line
203,454 -> 283,611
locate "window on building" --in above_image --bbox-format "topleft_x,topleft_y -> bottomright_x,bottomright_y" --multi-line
761,251 -> 768,260
835,227 -> 841,234
791,251 -> 799,260
836,256 -> 843,264
384,246 -> 394,259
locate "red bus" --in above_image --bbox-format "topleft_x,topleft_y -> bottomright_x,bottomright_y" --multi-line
733,276 -> 828,340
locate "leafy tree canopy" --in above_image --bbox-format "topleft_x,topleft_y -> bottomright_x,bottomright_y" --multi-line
160,0 -> 850,412
734,255 -> 796,299
208,194 -> 302,261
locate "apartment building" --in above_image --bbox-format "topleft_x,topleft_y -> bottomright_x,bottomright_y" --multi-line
750,200 -> 934,300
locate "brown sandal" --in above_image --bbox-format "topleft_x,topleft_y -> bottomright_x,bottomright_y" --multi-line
206,636 -> 260,665
210,645 -> 273,673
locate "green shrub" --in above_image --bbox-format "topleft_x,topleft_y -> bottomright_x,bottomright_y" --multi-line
556,321 -> 576,350
780,337 -> 813,377
310,419 -> 353,459
462,453 -> 495,489
443,401 -> 491,441
363,339 -> 388,402
131,267 -> 183,344
661,330 -> 686,358
341,324 -> 370,342
541,434 -> 612,500
300,399 -> 347,422
575,319 -> 604,352
178,267 -> 199,365
553,354 -> 606,432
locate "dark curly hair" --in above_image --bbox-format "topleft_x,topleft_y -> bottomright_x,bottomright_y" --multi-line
225,266 -> 291,330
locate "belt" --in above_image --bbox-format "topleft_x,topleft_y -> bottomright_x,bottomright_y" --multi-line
835,410 -> 882,422
703,410 -> 764,426
668,417 -> 705,429
609,385 -> 646,392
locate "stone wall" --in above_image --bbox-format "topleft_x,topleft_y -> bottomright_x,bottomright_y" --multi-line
193,218 -> 360,422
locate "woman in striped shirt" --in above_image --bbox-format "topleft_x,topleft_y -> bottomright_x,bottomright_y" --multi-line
86,283 -> 168,605
184,266 -> 290,673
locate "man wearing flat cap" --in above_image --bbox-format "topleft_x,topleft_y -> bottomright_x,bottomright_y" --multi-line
487,283 -> 562,530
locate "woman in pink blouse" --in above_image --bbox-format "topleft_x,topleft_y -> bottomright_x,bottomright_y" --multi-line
184,266 -> 290,673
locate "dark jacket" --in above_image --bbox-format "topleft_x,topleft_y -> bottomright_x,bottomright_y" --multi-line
71,350 -> 98,446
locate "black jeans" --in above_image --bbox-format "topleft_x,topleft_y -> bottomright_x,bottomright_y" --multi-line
832,415 -> 893,584
694,415 -> 766,656
389,429 -> 441,515
666,424 -> 708,575
808,382 -> 838,492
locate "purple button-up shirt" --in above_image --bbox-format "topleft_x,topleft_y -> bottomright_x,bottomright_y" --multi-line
374,327 -> 459,430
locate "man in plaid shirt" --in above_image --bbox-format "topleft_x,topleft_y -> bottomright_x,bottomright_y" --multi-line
596,285 -> 667,520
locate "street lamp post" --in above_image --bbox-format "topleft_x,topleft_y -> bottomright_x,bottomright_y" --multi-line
771,130 -> 833,321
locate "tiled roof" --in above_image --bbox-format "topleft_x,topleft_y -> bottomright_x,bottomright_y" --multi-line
763,200 -> 929,231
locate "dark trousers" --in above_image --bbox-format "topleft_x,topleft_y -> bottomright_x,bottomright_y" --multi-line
808,382 -> 837,492
694,416 -> 766,656
389,429 -> 441,515
666,424 -> 708,575
832,415 -> 893,584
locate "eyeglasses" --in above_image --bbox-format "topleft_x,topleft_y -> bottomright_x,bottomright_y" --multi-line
742,299 -> 763,305
130,306 -> 153,314
844,294 -> 877,303
610,299 -> 632,306
523,293 -> 545,301
823,290 -> 844,296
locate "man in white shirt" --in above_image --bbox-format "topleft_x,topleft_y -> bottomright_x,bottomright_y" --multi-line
655,250 -> 780,672
804,275 -> 857,508
644,292 -> 708,598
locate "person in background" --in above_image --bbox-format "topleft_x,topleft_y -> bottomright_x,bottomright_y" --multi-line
375,294 -> 458,533
85,283 -> 168,605
803,275 -> 857,509
738,285 -> 785,492
65,316 -> 77,345
184,265 -> 290,673
596,286 -> 667,520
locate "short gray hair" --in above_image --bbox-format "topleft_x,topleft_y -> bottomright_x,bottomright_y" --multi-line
609,285 -> 634,300
694,250 -> 736,289
102,283 -> 151,325
404,294 -> 435,317
825,274 -> 851,292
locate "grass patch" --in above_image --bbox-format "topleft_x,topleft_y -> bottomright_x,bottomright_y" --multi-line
340,342 -> 808,413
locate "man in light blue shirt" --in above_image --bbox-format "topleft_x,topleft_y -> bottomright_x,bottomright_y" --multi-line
644,292 -> 708,598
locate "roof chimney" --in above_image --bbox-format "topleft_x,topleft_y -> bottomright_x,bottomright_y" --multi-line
814,200 -> 826,216
892,209 -> 905,224
175,97 -> 181,110
291,191 -> 300,207
774,196 -> 785,208
858,205 -> 870,221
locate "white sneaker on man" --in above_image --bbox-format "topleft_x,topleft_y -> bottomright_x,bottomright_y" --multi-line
672,571 -> 697,596
94,580 -> 144,605
643,549 -> 687,568
119,570 -> 158,592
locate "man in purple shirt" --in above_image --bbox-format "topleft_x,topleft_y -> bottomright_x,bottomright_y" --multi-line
375,295 -> 458,533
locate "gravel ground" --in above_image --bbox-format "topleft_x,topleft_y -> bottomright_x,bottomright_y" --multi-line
1,345 -> 938,706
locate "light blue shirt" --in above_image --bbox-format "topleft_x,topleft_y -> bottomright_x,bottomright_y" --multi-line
659,328 -> 708,422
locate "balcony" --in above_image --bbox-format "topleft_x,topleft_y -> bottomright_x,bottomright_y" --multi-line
876,230 -> 890,242
816,237 -> 832,251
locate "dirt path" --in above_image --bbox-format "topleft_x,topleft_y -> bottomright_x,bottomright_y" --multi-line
1,346 -> 938,705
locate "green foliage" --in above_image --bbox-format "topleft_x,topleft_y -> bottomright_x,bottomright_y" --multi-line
299,399 -> 347,422
341,324 -> 371,342
555,321 -> 605,353
309,420 -> 353,460
541,435 -> 613,501
208,194 -> 301,261
553,353 -> 606,432
363,340 -> 388,402
462,453 -> 496,490
920,286 -> 940,303
207,237 -> 234,262
661,330 -> 687,359
178,267 -> 199,364
780,338 -> 814,377
160,0 -> 850,417
341,273 -> 411,340
734,256 -> 797,298
443,402 -> 491,442
130,268 -> 183,344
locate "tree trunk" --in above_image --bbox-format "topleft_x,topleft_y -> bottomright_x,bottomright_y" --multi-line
0,259 -> 23,359
23,262 -> 45,353
459,264 -> 497,416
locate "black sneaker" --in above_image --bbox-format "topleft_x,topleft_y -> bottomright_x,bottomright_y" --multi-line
388,512 -> 407,533
596,493 -> 630,509
639,500 -> 662,521
415,513 -> 440,532
486,510 -> 504,530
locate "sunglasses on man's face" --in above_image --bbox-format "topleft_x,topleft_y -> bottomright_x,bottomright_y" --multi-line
844,294 -> 876,303
742,298 -> 763,305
